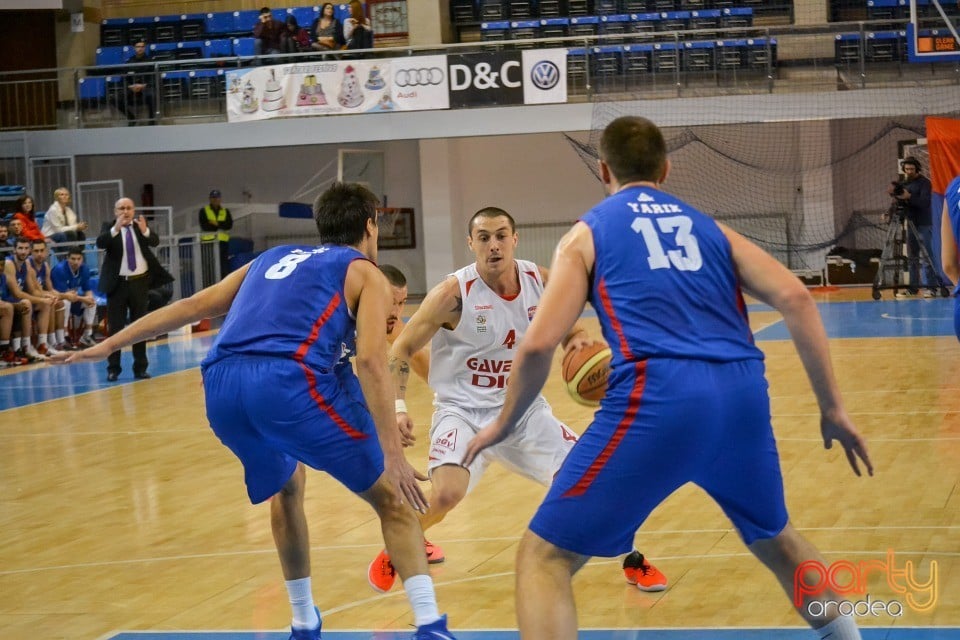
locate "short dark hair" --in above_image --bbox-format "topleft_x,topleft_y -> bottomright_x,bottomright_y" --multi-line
468,206 -> 516,237
32,239 -> 46,248
68,247 -> 84,257
379,264 -> 406,287
599,116 -> 668,185
15,237 -> 30,248
260,6 -> 271,14
313,182 -> 379,246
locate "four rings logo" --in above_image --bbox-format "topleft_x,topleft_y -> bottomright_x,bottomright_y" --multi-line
530,60 -> 559,90
395,67 -> 444,87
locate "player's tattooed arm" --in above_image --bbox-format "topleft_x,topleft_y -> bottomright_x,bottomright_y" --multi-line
389,354 -> 411,397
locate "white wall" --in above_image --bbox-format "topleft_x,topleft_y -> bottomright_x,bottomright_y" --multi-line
73,139 -> 428,292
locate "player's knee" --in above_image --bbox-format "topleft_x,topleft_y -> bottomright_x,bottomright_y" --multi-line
430,483 -> 466,516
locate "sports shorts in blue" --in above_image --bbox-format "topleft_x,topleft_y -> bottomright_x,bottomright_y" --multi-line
530,357 -> 788,557
202,356 -> 385,504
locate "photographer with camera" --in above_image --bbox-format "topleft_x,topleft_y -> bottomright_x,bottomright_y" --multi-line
887,156 -> 934,298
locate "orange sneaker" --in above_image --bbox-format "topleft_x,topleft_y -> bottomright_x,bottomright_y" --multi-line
425,539 -> 445,564
368,549 -> 396,592
622,550 -> 668,592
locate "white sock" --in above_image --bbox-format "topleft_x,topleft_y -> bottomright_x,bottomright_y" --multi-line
56,329 -> 65,343
11,337 -> 20,350
38,334 -> 49,347
403,574 -> 440,627
284,577 -> 319,630
84,305 -> 97,327
816,615 -> 861,640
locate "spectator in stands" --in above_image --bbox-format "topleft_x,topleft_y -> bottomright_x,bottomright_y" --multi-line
12,195 -> 45,243
343,0 -> 373,50
7,218 -> 23,246
311,3 -> 344,51
29,240 -> 68,352
199,189 -> 234,279
50,247 -> 98,349
42,187 -> 88,244
3,237 -> 52,361
0,221 -> 11,251
280,15 -> 312,53
253,6 -> 284,58
116,39 -> 156,126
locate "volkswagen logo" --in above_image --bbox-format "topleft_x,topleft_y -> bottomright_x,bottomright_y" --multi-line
530,60 -> 559,90
395,67 -> 444,87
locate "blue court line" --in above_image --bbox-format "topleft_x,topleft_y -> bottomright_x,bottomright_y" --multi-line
106,628 -> 960,640
1,299 -> 954,413
0,335 -> 216,412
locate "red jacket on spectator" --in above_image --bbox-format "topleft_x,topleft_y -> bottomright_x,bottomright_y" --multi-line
12,212 -> 44,242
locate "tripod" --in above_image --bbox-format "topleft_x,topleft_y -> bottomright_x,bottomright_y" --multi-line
872,209 -> 949,300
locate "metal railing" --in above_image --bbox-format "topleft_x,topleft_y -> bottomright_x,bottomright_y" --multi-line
1,19 -> 958,131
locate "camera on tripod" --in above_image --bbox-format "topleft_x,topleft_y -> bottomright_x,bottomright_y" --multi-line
890,181 -> 906,197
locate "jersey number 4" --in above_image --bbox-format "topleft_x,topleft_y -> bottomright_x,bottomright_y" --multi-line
631,215 -> 703,271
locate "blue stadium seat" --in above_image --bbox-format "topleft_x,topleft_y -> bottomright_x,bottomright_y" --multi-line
682,39 -> 715,72
630,12 -> 659,34
180,13 -> 206,40
95,46 -> 126,66
153,15 -> 181,42
600,13 -> 631,36
334,4 -> 352,22
288,6 -> 320,28
78,76 -> 107,100
234,9 -> 261,34
100,18 -> 126,47
480,20 -> 511,42
232,37 -> 256,57
204,12 -> 235,35
569,15 -> 599,38
203,39 -> 233,58
149,42 -> 179,62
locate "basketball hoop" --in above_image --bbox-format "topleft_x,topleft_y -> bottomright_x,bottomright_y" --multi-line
376,207 -> 402,239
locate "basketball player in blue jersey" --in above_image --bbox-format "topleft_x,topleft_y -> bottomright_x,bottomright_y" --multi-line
940,173 -> 960,341
52,183 -> 458,640
464,117 -> 874,640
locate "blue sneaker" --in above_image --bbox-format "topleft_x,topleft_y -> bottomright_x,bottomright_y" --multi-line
412,614 -> 456,639
289,607 -> 322,640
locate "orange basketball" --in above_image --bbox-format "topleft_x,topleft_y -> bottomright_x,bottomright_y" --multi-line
561,342 -> 612,407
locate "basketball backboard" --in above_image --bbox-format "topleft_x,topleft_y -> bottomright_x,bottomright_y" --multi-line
906,0 -> 960,62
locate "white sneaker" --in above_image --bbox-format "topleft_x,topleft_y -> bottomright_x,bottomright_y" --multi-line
894,290 -> 915,300
78,335 -> 97,348
23,345 -> 47,361
37,343 -> 61,357
922,289 -> 937,299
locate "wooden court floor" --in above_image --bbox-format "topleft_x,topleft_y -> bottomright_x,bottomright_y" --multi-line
1,288 -> 958,639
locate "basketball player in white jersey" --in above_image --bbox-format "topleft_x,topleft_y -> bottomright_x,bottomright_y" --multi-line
367,207 -> 667,593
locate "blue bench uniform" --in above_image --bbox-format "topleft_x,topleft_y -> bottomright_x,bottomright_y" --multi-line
3,255 -> 28,303
200,244 -> 383,504
51,260 -> 93,315
530,186 -> 788,557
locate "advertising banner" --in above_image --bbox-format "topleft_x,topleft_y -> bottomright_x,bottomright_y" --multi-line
446,50 -> 568,109
226,55 -> 450,122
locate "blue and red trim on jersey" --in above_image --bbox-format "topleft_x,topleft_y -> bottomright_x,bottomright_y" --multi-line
292,291 -> 366,440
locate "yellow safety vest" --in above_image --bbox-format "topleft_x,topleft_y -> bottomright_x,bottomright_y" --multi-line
202,205 -> 230,242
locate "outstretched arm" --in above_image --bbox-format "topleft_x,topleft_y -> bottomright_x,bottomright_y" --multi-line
51,264 -> 250,365
720,223 -> 873,477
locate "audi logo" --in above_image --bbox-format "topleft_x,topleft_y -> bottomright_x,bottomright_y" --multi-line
395,67 -> 445,87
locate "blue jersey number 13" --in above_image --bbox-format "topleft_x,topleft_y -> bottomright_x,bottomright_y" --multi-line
631,215 -> 703,271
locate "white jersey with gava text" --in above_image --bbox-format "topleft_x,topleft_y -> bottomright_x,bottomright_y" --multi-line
428,259 -> 544,410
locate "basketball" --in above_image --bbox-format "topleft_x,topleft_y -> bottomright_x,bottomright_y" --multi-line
562,342 -> 612,407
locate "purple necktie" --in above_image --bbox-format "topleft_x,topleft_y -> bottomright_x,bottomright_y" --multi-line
124,227 -> 137,271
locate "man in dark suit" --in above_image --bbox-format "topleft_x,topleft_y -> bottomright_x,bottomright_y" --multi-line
97,197 -> 173,381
